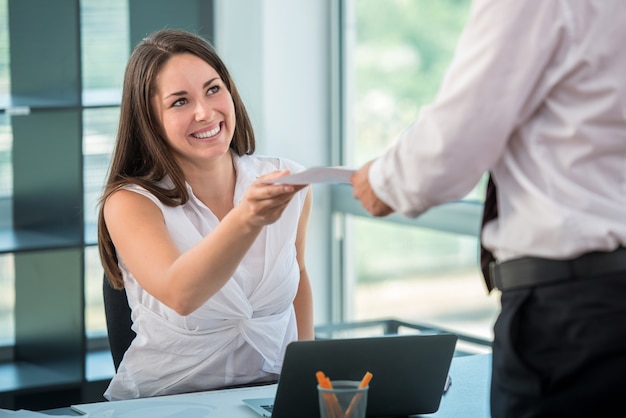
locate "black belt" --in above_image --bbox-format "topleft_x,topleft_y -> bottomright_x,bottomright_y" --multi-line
489,247 -> 626,291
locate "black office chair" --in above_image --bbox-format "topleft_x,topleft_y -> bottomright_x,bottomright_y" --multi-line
103,275 -> 136,372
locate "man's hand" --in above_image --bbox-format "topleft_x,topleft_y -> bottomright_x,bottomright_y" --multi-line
350,160 -> 394,217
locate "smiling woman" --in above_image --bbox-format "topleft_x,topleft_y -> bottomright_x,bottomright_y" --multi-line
151,53 -> 236,168
97,29 -> 315,400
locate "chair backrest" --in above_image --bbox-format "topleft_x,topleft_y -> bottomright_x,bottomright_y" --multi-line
103,275 -> 136,372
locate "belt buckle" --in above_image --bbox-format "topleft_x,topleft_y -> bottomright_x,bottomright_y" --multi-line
488,261 -> 501,291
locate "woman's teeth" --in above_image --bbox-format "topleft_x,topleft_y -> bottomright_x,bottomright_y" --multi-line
193,125 -> 220,139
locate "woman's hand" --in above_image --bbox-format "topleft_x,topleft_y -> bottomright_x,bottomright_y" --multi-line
239,170 -> 307,227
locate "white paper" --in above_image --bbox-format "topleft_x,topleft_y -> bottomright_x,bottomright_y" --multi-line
265,166 -> 355,185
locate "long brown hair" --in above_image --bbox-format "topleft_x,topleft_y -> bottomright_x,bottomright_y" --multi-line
98,29 -> 255,289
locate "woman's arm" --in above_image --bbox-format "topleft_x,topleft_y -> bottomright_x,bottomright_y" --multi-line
293,187 -> 315,340
104,171 -> 306,316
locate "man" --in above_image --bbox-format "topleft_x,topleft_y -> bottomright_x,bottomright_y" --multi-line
350,1 -> 626,416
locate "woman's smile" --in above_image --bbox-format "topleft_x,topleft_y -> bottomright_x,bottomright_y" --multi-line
191,122 -> 222,141
154,52 -> 236,160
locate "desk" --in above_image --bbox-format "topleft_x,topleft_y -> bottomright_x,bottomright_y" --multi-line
42,353 -> 491,417
433,353 -> 490,417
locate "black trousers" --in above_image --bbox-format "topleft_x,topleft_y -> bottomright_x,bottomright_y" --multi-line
490,270 -> 626,418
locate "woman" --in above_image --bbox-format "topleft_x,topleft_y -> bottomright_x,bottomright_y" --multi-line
97,29 -> 314,400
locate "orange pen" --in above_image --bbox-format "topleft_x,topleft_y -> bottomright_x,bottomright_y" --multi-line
317,371 -> 341,418
344,371 -> 373,418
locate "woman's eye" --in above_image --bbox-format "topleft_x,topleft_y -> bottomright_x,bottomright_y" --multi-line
172,98 -> 187,107
207,85 -> 220,95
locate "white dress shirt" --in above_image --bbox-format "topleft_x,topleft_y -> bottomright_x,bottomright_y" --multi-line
369,0 -> 626,262
104,154 -> 307,400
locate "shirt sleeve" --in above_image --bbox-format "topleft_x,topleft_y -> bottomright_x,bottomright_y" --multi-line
369,0 -> 569,217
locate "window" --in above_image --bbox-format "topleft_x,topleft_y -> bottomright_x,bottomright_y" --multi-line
0,0 -> 13,348
0,254 -> 13,347
80,0 -> 129,340
83,108 -> 121,339
0,0 -> 127,352
338,0 -> 499,342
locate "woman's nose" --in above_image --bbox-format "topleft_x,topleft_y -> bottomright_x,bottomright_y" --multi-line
194,100 -> 212,121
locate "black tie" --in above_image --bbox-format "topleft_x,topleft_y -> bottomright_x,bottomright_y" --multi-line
480,175 -> 498,292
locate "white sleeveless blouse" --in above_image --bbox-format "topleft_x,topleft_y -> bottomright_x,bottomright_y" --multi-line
104,154 -> 306,400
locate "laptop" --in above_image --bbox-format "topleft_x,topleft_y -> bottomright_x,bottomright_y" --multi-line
243,333 -> 457,418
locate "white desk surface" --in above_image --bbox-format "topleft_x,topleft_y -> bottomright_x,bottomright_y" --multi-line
432,353 -> 491,417
71,353 -> 491,417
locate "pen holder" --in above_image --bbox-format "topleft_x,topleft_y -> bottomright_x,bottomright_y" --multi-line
318,380 -> 369,418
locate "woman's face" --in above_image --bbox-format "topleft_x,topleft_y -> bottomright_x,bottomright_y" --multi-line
152,53 -> 236,166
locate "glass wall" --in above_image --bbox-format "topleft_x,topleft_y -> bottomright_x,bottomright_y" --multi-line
81,0 -> 129,339
0,253 -> 13,347
0,0 -> 127,346
341,0 -> 499,341
0,0 -> 13,347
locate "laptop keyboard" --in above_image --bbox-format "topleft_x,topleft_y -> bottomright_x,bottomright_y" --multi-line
261,404 -> 274,413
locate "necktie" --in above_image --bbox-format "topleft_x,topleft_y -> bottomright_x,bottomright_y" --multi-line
480,175 -> 497,292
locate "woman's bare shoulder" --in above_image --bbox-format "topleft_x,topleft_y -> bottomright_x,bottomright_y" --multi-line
104,188 -> 162,223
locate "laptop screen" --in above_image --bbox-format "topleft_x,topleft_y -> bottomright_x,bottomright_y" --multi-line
245,333 -> 457,418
